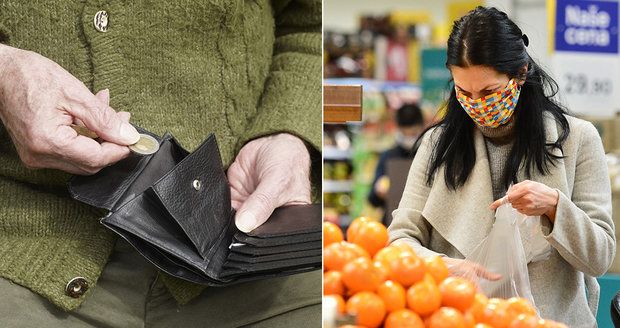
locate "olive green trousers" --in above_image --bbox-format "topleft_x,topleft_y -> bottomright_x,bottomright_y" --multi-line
0,239 -> 321,327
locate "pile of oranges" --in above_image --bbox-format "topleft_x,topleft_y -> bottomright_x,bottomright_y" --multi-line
323,218 -> 568,328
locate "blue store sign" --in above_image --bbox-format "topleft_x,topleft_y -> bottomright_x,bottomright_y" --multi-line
555,0 -> 619,54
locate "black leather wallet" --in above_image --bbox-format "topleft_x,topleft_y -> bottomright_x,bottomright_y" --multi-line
68,129 -> 322,286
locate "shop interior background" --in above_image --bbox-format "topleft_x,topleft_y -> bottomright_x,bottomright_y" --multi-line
322,0 -> 620,327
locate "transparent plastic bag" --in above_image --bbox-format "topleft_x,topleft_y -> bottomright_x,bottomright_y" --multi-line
455,203 -> 538,309
517,213 -> 552,263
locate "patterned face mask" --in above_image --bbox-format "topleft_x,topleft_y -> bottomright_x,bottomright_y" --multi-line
456,78 -> 521,128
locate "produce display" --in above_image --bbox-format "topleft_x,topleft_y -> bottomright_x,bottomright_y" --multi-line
323,218 -> 569,328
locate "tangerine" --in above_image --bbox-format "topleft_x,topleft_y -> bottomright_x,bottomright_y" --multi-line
384,309 -> 424,328
424,255 -> 449,283
341,257 -> 383,293
323,222 -> 344,247
377,280 -> 406,312
427,307 -> 467,328
346,291 -> 386,328
323,270 -> 345,296
348,221 -> 389,256
406,280 -> 441,317
439,277 -> 476,312
389,254 -> 426,287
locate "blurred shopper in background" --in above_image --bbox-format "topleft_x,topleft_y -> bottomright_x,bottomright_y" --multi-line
368,103 -> 424,224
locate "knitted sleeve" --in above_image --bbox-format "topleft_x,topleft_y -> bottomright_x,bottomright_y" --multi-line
235,0 -> 322,152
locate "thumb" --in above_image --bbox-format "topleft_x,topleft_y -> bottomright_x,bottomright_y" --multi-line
66,90 -> 139,146
235,181 -> 282,233
94,88 -> 110,106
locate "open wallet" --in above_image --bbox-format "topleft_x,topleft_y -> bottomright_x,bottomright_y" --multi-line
67,128 -> 322,286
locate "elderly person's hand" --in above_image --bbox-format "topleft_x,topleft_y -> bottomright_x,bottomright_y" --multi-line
227,133 -> 312,232
0,45 -> 139,175
489,180 -> 559,222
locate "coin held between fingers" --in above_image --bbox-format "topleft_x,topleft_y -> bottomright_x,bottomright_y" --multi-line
71,124 -> 159,156
128,134 -> 159,155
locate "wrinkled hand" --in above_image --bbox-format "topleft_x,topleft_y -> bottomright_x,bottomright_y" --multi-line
489,180 -> 559,221
0,45 -> 139,175
227,133 -> 311,232
443,257 -> 501,281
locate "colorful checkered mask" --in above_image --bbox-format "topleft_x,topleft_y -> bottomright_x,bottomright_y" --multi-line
456,78 -> 521,128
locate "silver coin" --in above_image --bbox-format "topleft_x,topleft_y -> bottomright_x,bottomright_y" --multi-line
129,134 -> 159,155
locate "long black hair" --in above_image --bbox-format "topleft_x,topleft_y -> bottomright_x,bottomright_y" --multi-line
415,6 -> 570,190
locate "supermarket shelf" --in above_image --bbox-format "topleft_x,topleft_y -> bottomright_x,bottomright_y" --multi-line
324,146 -> 353,160
324,180 -> 353,192
324,78 -> 420,93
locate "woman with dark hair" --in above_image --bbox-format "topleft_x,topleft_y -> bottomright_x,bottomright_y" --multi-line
388,6 -> 615,326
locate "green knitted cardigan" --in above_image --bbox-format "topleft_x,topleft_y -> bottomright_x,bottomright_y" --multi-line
0,0 -> 321,311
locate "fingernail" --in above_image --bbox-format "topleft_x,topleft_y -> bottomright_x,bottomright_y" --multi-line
236,212 -> 258,233
98,89 -> 110,103
120,122 -> 140,144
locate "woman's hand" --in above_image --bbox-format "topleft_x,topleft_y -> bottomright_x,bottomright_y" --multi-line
489,180 -> 559,222
443,257 -> 501,281
0,45 -> 139,175
227,133 -> 312,232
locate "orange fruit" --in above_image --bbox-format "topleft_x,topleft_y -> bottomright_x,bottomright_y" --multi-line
543,320 -> 569,328
324,294 -> 346,314
439,277 -> 476,312
373,260 -> 390,281
374,246 -> 404,266
346,217 -> 371,241
508,315 -> 569,328
384,309 -> 424,328
324,242 -> 356,272
324,241 -> 369,272
393,242 -> 416,254
475,324 -> 495,328
422,273 -> 436,285
406,280 -> 441,317
463,310 -> 476,328
470,293 -> 489,321
323,222 -> 344,247
342,241 -> 371,259
341,257 -> 383,293
478,298 -> 511,328
346,291 -> 386,328
506,297 -> 536,320
508,314 -> 542,328
389,254 -> 426,287
377,280 -> 406,312
427,307 -> 467,328
348,221 -> 389,256
424,256 -> 449,283
323,270 -> 345,296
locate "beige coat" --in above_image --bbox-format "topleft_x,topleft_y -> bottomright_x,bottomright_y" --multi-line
389,113 -> 615,327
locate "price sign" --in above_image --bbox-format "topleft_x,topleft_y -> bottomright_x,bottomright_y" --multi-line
552,52 -> 619,116
554,0 -> 618,54
549,0 -> 620,117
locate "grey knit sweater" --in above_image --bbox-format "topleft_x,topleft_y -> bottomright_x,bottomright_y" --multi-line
478,119 -> 516,200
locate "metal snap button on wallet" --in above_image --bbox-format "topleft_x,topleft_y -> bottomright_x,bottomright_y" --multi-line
67,126 -> 321,285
